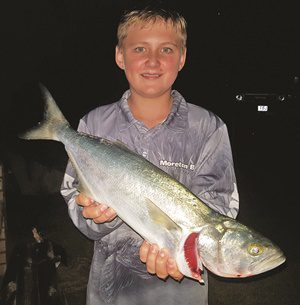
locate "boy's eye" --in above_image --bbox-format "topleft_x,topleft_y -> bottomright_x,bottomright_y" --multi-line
161,47 -> 173,54
134,47 -> 146,53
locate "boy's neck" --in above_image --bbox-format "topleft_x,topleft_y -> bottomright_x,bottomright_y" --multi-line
128,92 -> 173,129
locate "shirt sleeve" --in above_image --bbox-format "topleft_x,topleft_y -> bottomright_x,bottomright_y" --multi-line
60,118 -> 123,241
190,123 -> 239,219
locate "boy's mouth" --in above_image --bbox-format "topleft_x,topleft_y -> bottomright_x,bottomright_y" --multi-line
141,73 -> 161,79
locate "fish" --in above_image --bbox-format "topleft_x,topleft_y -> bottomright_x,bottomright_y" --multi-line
19,85 -> 286,282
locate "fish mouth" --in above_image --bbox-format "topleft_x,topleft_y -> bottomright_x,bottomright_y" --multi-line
253,252 -> 286,274
212,253 -> 286,278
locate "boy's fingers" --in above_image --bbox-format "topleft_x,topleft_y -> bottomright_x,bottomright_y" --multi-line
94,208 -> 117,223
82,203 -> 102,219
146,244 -> 159,274
167,258 -> 184,281
140,241 -> 150,263
76,193 -> 94,207
104,207 -> 117,218
80,199 -> 117,223
140,242 -> 184,281
93,214 -> 114,223
155,249 -> 169,280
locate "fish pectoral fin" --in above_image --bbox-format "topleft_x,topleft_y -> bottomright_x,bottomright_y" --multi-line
145,198 -> 182,233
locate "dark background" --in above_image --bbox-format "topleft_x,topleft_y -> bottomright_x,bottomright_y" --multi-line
0,0 -> 299,304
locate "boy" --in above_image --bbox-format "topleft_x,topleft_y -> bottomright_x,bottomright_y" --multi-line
61,7 -> 239,305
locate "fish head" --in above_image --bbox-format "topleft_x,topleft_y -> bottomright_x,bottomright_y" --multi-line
197,219 -> 286,278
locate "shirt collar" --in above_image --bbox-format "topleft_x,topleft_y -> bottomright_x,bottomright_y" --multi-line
116,90 -> 188,133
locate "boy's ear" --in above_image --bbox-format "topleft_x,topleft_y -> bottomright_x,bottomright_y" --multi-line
115,46 -> 125,70
178,48 -> 187,71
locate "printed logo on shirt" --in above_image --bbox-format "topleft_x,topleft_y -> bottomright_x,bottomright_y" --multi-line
159,160 -> 195,171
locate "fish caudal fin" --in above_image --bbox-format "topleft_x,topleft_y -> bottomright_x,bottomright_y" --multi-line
19,84 -> 69,141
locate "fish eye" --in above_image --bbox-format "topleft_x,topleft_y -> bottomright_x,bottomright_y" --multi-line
247,243 -> 264,256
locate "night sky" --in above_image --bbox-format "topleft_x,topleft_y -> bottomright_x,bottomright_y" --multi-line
1,1 -> 299,131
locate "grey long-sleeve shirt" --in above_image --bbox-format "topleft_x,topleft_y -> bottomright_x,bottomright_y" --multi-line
61,90 -> 239,305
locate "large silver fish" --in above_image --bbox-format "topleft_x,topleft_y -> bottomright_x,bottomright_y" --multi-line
20,85 -> 285,281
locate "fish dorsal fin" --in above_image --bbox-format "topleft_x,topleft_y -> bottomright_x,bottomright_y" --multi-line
81,135 -> 138,156
112,139 -> 145,157
145,198 -> 182,233
113,140 -> 142,155
115,139 -> 131,149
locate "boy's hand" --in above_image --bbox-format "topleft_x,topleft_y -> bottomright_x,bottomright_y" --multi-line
139,241 -> 184,281
75,193 -> 117,223
77,195 -> 183,280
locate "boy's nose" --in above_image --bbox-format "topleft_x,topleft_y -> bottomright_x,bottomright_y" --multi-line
146,52 -> 160,67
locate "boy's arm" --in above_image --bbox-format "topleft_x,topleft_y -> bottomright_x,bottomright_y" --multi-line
192,123 -> 239,219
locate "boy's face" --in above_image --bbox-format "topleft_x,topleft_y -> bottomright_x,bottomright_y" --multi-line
115,20 -> 186,100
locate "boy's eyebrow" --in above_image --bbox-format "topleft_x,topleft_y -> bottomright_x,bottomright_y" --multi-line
128,41 -> 180,47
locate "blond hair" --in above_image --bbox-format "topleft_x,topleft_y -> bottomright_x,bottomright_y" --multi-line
117,8 -> 187,52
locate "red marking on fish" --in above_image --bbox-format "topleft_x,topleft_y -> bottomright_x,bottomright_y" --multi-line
184,232 -> 202,277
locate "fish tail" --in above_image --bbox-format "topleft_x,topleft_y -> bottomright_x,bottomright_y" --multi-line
19,84 -> 69,141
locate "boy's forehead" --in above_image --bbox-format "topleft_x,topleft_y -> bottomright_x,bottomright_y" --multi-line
128,19 -> 175,33
118,18 -> 186,49
126,20 -> 177,36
